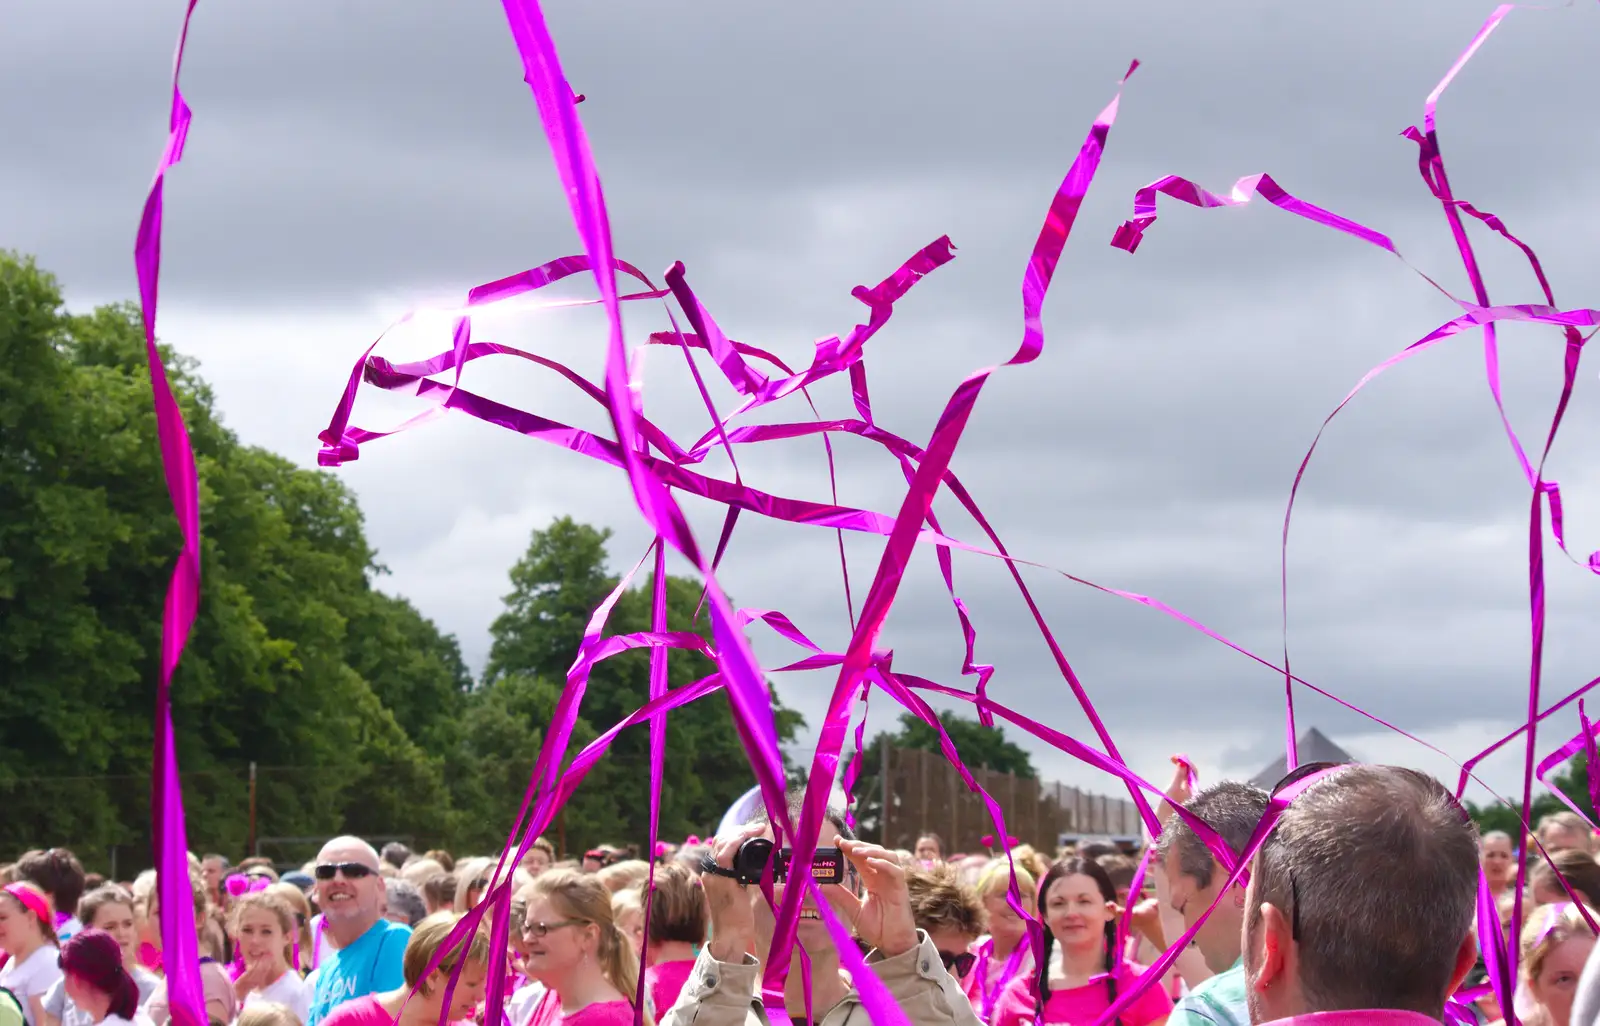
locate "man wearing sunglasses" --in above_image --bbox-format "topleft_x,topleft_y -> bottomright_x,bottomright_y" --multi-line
661,791 -> 981,1026
1154,780 -> 1269,1026
306,836 -> 413,1026
1242,765 -> 1479,1026
905,865 -> 984,985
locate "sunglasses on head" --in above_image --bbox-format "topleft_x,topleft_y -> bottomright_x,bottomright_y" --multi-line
314,862 -> 375,881
1265,761 -> 1342,940
939,950 -> 976,979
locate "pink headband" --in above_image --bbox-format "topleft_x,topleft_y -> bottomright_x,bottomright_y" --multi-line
4,884 -> 52,928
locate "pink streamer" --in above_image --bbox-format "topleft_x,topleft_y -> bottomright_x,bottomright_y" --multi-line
133,5 -> 207,1026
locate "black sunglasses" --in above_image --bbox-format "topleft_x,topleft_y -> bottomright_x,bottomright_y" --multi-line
1267,761 -> 1342,940
939,950 -> 976,979
314,862 -> 375,881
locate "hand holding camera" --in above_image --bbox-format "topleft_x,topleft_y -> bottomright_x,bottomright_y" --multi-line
700,825 -> 919,962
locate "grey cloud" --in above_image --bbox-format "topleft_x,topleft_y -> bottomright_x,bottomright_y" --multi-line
7,0 -> 1600,300
9,0 -> 1600,808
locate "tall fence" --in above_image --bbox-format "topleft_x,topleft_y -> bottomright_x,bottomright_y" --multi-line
875,744 -> 1142,853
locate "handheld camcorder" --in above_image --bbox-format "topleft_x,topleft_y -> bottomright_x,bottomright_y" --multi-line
702,837 -> 846,886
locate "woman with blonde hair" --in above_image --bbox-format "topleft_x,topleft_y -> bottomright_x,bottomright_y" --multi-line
594,862 -> 649,897
517,869 -> 648,1026
609,891 -> 644,957
228,891 -> 310,1024
317,913 -> 490,1026
640,864 -> 705,1018
450,859 -> 494,915
963,860 -> 1038,1023
234,1002 -> 300,1026
1513,903 -> 1598,1026
138,872 -> 237,1026
0,881 -> 62,1025
263,884 -> 313,974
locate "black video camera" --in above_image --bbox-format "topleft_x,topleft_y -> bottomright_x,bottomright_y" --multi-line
702,837 -> 846,886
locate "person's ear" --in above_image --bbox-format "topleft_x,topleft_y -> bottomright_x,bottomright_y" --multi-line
1447,930 -> 1480,995
1249,903 -> 1291,993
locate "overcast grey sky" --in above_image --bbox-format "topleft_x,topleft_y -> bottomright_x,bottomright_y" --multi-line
7,0 -> 1599,815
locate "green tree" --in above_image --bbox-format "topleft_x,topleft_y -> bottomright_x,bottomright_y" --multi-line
1467,753 -> 1597,840
0,251 -> 463,867
476,517 -> 805,853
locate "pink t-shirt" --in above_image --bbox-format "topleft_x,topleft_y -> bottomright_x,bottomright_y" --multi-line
646,960 -> 695,1018
990,963 -> 1171,1026
318,995 -> 394,1026
526,991 -> 636,1026
961,937 -> 1036,1023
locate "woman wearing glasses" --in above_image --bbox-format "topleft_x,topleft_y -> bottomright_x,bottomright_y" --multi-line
990,858 -> 1169,1026
517,870 -> 649,1026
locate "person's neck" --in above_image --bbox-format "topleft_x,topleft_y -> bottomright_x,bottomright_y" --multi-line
991,932 -> 1022,961
6,934 -> 46,965
78,991 -> 113,1024
387,987 -> 444,1026
326,914 -> 378,949
649,941 -> 696,966
552,963 -> 623,1012
784,947 -> 850,1021
1200,910 -> 1244,974
1053,939 -> 1107,987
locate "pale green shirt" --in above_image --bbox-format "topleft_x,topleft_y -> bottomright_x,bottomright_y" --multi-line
1168,960 -> 1249,1026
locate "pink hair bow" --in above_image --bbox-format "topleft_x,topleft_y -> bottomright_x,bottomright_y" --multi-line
225,873 -> 271,898
683,835 -> 702,847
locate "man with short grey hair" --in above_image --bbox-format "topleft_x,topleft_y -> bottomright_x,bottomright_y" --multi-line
306,836 -> 412,1026
1242,765 -> 1479,1025
1155,781 -> 1270,1026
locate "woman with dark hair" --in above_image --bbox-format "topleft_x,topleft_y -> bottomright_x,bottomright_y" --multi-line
15,852 -> 87,943
990,858 -> 1169,1026
56,931 -> 150,1026
915,834 -> 946,866
1533,850 -> 1600,911
42,886 -> 161,1026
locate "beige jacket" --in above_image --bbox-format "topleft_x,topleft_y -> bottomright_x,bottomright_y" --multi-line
661,931 -> 982,1026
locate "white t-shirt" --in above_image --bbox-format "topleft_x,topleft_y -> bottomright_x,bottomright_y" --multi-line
0,947 -> 63,1026
43,968 -> 160,1026
507,981 -> 548,1026
243,970 -> 312,1025
100,1013 -> 155,1026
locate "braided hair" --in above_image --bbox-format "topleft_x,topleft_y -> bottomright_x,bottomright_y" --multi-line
1036,857 -> 1121,1024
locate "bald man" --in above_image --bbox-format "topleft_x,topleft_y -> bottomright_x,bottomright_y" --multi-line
306,836 -> 412,1026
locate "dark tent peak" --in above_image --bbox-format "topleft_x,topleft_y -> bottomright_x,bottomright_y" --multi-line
1249,727 -> 1357,790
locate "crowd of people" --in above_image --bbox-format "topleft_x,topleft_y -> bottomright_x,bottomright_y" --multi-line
2,761 -> 1599,1026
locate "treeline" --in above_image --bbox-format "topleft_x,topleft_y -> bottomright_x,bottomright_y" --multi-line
0,251 -> 802,872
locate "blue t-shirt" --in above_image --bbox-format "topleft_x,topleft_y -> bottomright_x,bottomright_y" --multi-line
307,919 -> 412,1026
